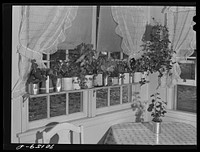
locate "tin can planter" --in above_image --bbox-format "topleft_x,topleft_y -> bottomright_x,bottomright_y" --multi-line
152,121 -> 161,134
94,73 -> 103,87
142,71 -> 149,82
134,72 -> 142,83
55,78 -> 62,92
85,75 -> 94,89
27,83 -> 39,95
73,77 -> 81,90
40,78 -> 54,94
110,77 -> 119,86
62,77 -> 73,91
123,73 -> 130,84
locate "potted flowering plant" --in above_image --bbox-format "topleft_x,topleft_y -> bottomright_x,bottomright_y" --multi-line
27,59 -> 48,95
117,59 -> 131,84
147,92 -> 167,134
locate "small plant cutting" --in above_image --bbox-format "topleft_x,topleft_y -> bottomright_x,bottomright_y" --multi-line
147,92 -> 167,123
131,92 -> 148,122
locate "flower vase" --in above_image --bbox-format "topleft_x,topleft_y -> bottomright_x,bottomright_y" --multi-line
85,75 -> 94,88
73,77 -> 81,90
62,77 -> 73,91
55,78 -> 62,92
134,72 -> 142,83
152,121 -> 161,134
28,83 -> 39,95
103,75 -> 109,86
119,73 -> 123,85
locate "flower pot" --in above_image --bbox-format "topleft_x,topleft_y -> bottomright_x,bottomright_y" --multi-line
110,77 -> 119,86
40,77 -> 54,93
134,72 -> 142,83
55,78 -> 62,92
152,121 -> 161,134
94,73 -> 103,87
73,77 -> 81,90
123,73 -> 130,84
62,77 -> 73,91
85,75 -> 94,88
27,83 -> 39,95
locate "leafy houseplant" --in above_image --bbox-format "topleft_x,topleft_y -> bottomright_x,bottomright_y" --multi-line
140,19 -> 174,88
131,92 -> 148,122
147,92 -> 167,123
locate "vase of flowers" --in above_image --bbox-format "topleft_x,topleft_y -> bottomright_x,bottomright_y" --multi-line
147,92 -> 167,134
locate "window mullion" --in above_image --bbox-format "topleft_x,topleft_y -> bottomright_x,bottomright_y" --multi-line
66,93 -> 69,115
120,86 -> 123,104
108,88 -> 110,106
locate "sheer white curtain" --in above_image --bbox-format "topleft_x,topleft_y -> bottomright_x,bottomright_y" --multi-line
12,6 -> 78,99
165,6 -> 196,87
111,6 -> 149,59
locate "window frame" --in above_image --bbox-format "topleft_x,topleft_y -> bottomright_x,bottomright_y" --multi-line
167,55 -> 196,114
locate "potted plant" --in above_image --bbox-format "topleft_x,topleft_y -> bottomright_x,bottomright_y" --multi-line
61,61 -> 74,91
129,57 -> 148,83
140,19 -> 174,88
117,59 -> 131,85
109,64 -> 120,86
71,62 -> 82,90
76,43 -> 97,89
147,92 -> 167,134
100,58 -> 116,86
27,59 -> 48,95
50,59 -> 63,92
131,92 -> 148,122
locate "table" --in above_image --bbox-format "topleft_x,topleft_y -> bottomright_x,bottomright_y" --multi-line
98,122 -> 196,145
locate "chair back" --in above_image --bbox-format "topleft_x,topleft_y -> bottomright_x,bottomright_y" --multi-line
42,122 -> 84,144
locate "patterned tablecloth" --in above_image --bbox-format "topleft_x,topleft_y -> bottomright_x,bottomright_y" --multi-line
98,122 -> 196,145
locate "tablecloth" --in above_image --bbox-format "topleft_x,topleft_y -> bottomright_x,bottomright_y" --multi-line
98,121 -> 196,145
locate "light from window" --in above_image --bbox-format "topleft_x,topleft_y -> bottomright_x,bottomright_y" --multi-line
110,87 -> 120,106
68,92 -> 83,114
96,89 -> 108,108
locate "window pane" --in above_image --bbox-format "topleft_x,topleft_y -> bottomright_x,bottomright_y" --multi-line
96,89 -> 108,108
110,87 -> 120,106
50,50 -> 66,61
179,63 -> 195,80
110,52 -> 120,59
177,85 -> 196,113
50,94 -> 66,117
68,92 -> 83,114
122,86 -> 129,103
123,53 -> 129,59
29,96 -> 47,121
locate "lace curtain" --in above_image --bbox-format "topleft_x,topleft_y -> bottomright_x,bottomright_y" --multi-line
111,6 -> 149,59
12,6 -> 78,99
165,6 -> 196,87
